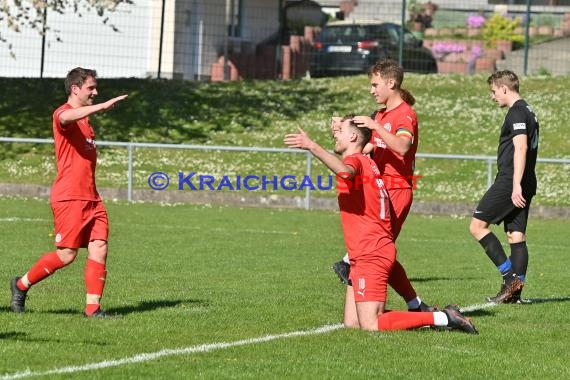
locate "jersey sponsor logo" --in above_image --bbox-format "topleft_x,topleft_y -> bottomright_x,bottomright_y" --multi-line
373,123 -> 392,149
374,136 -> 386,149
513,123 -> 526,130
55,233 -> 62,243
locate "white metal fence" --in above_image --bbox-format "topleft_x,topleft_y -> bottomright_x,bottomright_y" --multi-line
1,137 -> 569,210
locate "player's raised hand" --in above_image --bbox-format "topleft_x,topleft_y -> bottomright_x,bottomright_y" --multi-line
284,128 -> 314,150
352,115 -> 375,130
100,94 -> 128,111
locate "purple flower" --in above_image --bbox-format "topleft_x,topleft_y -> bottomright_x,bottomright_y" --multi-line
432,42 -> 466,60
470,46 -> 484,57
432,42 -> 465,54
467,15 -> 486,28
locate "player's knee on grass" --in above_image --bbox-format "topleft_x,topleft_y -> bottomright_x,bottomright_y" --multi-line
343,318 -> 360,329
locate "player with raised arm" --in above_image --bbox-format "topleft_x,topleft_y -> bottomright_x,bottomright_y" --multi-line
10,67 -> 128,318
284,116 -> 477,334
331,59 -> 432,313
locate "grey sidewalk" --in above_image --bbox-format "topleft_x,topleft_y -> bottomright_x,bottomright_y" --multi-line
497,36 -> 570,76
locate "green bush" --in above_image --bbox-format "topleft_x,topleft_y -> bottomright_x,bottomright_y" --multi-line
482,13 -> 524,47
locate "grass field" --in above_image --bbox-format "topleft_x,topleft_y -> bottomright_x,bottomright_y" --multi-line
1,197 -> 569,379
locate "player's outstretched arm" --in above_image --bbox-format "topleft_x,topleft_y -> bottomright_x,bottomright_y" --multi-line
60,94 -> 128,125
284,128 -> 354,178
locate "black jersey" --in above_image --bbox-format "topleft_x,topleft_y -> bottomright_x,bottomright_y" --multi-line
495,99 -> 539,195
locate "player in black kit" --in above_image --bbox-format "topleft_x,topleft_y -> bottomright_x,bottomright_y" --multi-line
469,70 -> 539,304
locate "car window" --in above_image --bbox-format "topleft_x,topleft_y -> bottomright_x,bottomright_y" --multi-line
384,24 -> 419,45
364,25 -> 390,41
318,24 -> 418,45
375,27 -> 392,41
318,26 -> 370,43
385,26 -> 400,43
403,29 -> 418,44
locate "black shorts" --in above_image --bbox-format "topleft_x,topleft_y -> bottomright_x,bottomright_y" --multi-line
473,182 -> 533,233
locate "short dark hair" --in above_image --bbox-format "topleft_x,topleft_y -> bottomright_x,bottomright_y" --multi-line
487,70 -> 519,92
64,67 -> 97,95
341,114 -> 372,149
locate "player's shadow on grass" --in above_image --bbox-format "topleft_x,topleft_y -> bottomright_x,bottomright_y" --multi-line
408,276 -> 480,283
0,331 -> 110,345
44,298 -> 208,316
109,299 -> 208,315
0,331 -> 27,340
462,295 -> 570,318
462,309 -> 494,318
522,295 -> 570,304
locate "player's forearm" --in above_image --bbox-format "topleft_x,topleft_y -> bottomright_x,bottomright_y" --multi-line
512,144 -> 527,187
362,142 -> 374,155
310,144 -> 353,177
59,104 -> 106,125
512,134 -> 528,187
375,127 -> 411,156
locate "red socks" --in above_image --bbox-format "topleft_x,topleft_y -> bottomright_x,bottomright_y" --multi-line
388,260 -> 417,302
17,251 -> 66,290
84,259 -> 107,315
378,311 -> 435,331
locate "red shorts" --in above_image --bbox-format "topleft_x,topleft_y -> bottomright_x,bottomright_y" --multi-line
349,243 -> 396,302
387,188 -> 413,239
51,200 -> 109,249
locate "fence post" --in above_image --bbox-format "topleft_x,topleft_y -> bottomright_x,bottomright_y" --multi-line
128,144 -> 134,202
487,158 -> 493,189
305,152 -> 312,210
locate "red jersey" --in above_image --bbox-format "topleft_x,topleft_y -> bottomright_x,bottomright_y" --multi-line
370,101 -> 418,189
50,103 -> 100,202
338,153 -> 393,260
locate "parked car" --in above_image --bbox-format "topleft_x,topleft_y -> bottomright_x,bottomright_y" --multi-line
310,21 -> 438,77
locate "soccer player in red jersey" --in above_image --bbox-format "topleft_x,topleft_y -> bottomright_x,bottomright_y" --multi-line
10,67 -> 128,318
332,59 -> 430,312
284,116 -> 476,333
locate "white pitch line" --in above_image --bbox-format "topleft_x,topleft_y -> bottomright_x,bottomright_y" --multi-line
116,223 -> 298,235
0,324 -> 343,380
459,302 -> 496,313
0,299 -> 521,379
0,217 -> 49,223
